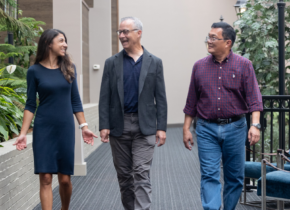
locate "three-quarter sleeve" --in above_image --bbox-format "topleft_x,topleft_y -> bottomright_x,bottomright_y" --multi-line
183,64 -> 198,117
71,66 -> 84,113
244,61 -> 263,112
25,68 -> 37,114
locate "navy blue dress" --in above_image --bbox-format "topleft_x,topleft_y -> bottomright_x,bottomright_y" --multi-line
25,64 -> 83,175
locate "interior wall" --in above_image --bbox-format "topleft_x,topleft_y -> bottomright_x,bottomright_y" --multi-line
89,0 -> 112,103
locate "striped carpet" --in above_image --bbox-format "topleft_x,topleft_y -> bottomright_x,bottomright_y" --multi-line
33,126 -> 263,210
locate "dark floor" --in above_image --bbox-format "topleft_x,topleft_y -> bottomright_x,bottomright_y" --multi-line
33,127 -> 267,210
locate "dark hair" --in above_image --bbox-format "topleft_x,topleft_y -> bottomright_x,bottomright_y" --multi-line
211,22 -> 236,46
34,29 -> 75,83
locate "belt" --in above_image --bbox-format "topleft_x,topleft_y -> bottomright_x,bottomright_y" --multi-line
205,114 -> 245,125
124,113 -> 138,117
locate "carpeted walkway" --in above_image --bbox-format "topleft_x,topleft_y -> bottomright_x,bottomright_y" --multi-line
33,126 -> 262,210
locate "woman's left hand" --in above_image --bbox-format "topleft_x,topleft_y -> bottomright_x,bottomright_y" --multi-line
82,128 -> 98,146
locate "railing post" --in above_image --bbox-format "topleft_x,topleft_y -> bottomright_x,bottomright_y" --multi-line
261,160 -> 267,210
245,114 -> 251,188
277,150 -> 284,209
278,0 -> 286,150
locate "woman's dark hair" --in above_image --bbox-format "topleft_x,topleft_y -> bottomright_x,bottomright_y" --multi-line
211,22 -> 236,46
35,29 -> 75,83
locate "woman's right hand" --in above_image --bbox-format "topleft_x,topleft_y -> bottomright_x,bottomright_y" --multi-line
13,134 -> 27,151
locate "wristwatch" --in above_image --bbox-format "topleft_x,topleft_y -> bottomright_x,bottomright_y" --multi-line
251,123 -> 261,130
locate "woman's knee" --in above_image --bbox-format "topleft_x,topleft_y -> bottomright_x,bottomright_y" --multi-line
58,175 -> 71,188
39,173 -> 52,186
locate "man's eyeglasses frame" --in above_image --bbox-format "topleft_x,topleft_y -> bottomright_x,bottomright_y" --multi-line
206,36 -> 228,42
116,29 -> 139,36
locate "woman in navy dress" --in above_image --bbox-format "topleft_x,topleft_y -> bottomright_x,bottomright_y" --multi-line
13,29 -> 97,210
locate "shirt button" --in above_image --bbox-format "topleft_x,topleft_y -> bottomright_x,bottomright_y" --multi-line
219,77 -> 221,79
220,67 -> 222,69
226,60 -> 228,62
218,108 -> 220,110
218,87 -> 220,89
218,98 -> 220,100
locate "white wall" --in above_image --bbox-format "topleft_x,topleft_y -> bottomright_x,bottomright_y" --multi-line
119,0 -> 238,124
53,0 -> 83,85
89,0 -> 112,103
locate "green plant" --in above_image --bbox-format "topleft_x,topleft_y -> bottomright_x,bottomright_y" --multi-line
233,0 -> 290,160
0,1 -> 44,142
234,0 -> 290,95
0,66 -> 25,140
0,17 -> 44,68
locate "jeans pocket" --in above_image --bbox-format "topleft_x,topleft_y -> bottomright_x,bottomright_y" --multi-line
196,118 -> 206,126
231,118 -> 246,128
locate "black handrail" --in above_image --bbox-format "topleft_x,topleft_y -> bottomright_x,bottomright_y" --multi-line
246,95 -> 290,187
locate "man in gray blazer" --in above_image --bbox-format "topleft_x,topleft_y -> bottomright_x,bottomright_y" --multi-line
99,17 -> 167,210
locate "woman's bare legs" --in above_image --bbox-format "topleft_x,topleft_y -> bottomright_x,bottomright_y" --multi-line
58,173 -> 72,210
39,173 -> 53,210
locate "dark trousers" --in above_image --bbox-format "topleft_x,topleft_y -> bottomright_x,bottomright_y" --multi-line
110,113 -> 155,210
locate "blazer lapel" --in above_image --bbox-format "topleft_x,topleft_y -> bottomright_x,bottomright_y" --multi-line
114,51 -> 124,110
139,48 -> 152,95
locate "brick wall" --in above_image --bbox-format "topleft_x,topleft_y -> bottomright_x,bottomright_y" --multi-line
0,104 -> 99,210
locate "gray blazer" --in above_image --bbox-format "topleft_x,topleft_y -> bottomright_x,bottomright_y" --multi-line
99,48 -> 167,137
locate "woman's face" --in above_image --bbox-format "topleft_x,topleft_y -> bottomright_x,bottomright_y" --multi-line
49,33 -> 68,57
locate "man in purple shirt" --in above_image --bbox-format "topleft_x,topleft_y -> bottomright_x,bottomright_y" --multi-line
183,22 -> 263,210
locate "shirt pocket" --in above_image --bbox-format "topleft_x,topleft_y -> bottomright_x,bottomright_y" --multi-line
223,70 -> 241,90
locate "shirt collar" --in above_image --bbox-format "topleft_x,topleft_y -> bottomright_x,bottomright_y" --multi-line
212,50 -> 233,63
123,47 -> 144,64
123,49 -> 129,57
123,46 -> 144,57
123,50 -> 129,57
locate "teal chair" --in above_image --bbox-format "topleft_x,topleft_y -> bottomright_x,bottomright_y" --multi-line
240,150 -> 290,208
258,151 -> 290,210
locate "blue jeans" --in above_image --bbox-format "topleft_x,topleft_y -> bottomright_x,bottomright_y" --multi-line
196,117 -> 247,210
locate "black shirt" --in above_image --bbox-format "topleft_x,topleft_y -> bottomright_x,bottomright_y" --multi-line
123,50 -> 143,113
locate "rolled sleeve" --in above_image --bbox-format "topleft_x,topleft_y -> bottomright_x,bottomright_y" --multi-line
24,68 -> 37,114
71,66 -> 84,113
244,61 -> 263,112
183,64 -> 198,117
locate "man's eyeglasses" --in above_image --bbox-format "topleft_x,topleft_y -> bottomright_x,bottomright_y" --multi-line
116,29 -> 139,35
205,36 -> 228,42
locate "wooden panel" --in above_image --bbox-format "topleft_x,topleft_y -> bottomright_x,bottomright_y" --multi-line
18,0 -> 53,30
111,0 -> 119,55
82,3 -> 90,104
84,0 -> 93,8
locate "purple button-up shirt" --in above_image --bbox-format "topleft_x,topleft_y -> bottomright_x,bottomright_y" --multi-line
183,51 -> 263,120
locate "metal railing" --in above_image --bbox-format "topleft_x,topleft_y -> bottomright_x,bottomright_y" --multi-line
245,95 -> 290,187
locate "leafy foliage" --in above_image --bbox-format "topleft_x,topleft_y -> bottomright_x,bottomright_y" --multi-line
234,0 -> 290,95
233,0 -> 290,161
0,67 -> 25,140
0,1 -> 44,142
